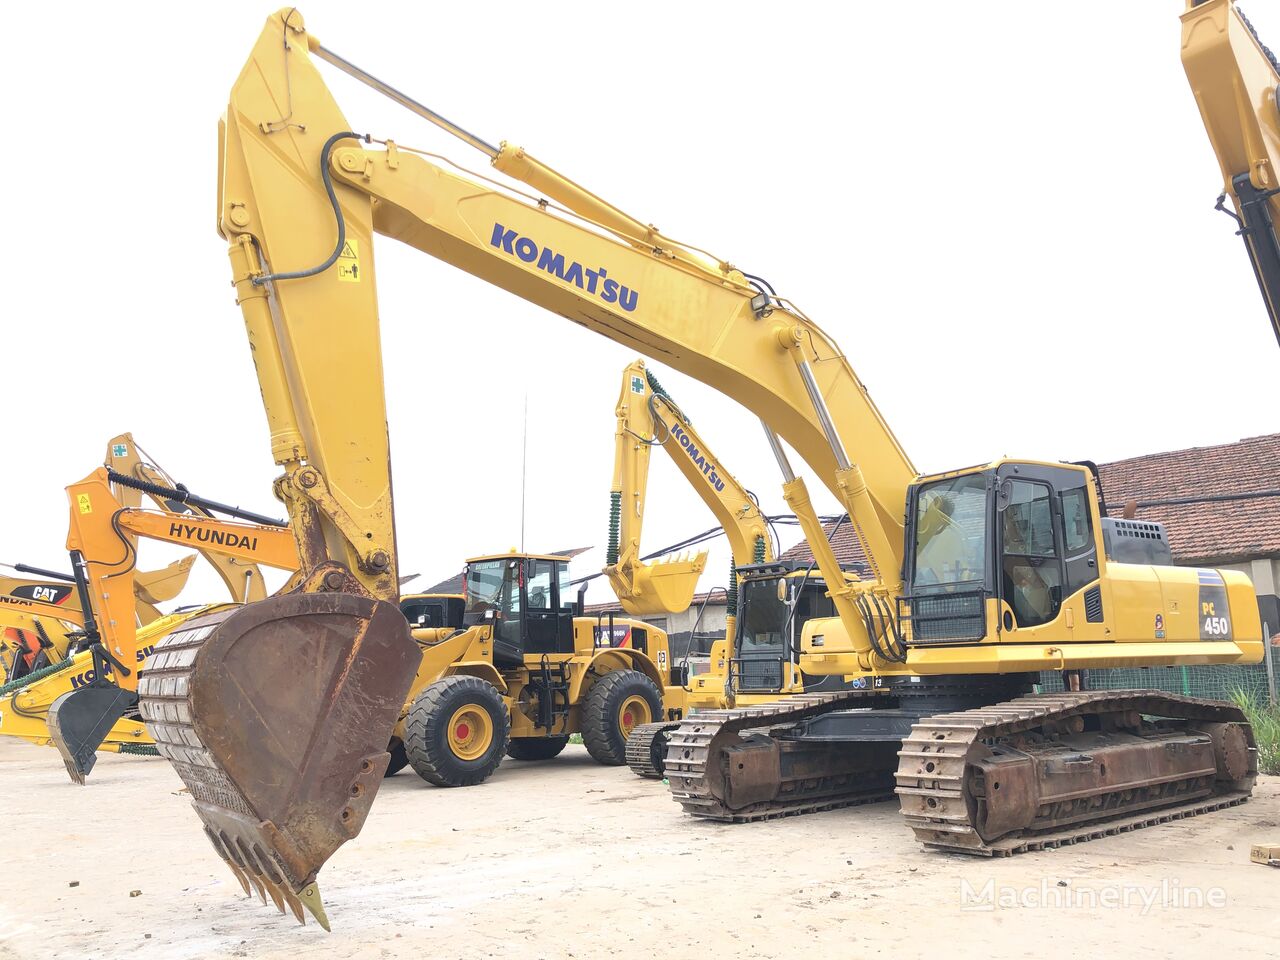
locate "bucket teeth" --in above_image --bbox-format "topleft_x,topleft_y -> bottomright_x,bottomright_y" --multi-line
263,879 -> 286,915
224,861 -> 252,898
247,872 -> 268,906
282,888 -> 306,926
299,882 -> 331,932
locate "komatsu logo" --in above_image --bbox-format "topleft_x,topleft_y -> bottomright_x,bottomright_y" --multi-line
68,644 -> 156,689
168,522 -> 258,552
671,424 -> 726,493
489,223 -> 639,312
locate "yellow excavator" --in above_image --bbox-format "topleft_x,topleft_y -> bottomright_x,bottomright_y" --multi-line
10,460 -> 293,781
0,433 -> 281,769
604,358 -> 857,778
1182,0 -> 1280,343
136,9 -> 1263,928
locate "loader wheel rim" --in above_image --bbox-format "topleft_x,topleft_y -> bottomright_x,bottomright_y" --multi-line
447,705 -> 493,761
618,695 -> 652,737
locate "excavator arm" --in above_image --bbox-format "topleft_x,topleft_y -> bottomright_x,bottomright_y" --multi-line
606,359 -> 772,616
1182,0 -> 1280,342
106,433 -> 271,602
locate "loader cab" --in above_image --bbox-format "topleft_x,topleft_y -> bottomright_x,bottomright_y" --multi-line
902,461 -> 1104,644
462,553 -> 576,668
733,563 -> 838,692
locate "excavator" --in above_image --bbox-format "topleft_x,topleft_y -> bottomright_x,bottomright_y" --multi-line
136,9 -> 1264,928
4,454 -> 292,781
1181,1 -> 1280,343
0,432 -> 279,766
603,358 -> 854,778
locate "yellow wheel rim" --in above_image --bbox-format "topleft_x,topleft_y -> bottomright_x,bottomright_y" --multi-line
618,695 -> 652,738
447,705 -> 494,761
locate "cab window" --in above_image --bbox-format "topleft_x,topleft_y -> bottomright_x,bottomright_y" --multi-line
527,559 -> 556,611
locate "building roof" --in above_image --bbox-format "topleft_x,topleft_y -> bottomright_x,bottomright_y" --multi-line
585,590 -> 724,616
779,521 -> 871,574
777,434 -> 1280,569
1097,433 -> 1280,565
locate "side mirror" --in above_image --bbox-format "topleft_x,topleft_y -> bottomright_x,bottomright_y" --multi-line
996,479 -> 1014,513
777,578 -> 789,602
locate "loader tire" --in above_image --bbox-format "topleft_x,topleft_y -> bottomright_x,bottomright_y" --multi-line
506,735 -> 570,761
404,676 -> 510,787
384,737 -> 409,777
582,669 -> 662,766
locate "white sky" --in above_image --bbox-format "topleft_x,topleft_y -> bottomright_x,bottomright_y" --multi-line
3,2 -> 1278,607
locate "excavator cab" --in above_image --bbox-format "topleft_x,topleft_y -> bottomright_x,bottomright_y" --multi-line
733,563 -> 839,693
901,461 -> 1106,642
462,554 -> 576,667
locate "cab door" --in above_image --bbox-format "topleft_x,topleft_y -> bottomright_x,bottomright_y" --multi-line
523,559 -> 575,655
995,464 -> 1100,632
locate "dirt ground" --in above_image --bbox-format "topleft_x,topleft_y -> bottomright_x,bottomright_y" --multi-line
1,738 -> 1276,960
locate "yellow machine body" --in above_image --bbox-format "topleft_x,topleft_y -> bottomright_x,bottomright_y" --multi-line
136,8 -> 1266,926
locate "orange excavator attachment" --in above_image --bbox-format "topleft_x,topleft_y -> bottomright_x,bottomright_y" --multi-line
613,552 -> 708,616
138,565 -> 418,929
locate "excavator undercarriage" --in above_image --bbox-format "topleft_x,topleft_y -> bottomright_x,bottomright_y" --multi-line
660,677 -> 1255,853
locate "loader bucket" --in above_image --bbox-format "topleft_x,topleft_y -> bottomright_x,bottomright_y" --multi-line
137,576 -> 419,930
47,683 -> 138,784
613,553 -> 708,616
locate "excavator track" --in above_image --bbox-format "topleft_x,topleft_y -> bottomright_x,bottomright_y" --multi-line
896,690 -> 1257,856
626,721 -> 680,778
664,689 -> 898,821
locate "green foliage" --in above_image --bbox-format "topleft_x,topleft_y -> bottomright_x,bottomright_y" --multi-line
1231,688 -> 1280,776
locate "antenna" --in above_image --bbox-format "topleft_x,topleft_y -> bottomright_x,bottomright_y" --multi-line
520,392 -> 528,552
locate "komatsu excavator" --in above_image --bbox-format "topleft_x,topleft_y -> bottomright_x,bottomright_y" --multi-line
139,9 -> 1264,928
604,358 -> 857,778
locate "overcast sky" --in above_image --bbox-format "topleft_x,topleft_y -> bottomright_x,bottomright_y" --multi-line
3,2 -> 1277,607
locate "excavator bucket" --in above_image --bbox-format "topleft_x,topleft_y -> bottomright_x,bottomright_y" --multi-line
615,553 -> 708,616
134,555 -> 197,607
137,570 -> 418,930
47,683 -> 138,784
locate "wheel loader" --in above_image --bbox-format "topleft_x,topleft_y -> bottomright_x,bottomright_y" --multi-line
387,551 -> 687,785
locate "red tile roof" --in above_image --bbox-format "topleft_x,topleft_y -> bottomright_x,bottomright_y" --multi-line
1098,434 -> 1280,565
779,435 -> 1280,569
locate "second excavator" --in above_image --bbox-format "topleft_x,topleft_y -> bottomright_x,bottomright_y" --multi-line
136,9 -> 1264,928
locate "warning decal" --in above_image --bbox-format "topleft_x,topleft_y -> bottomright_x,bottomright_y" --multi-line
77,493 -> 93,514
337,238 -> 361,283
